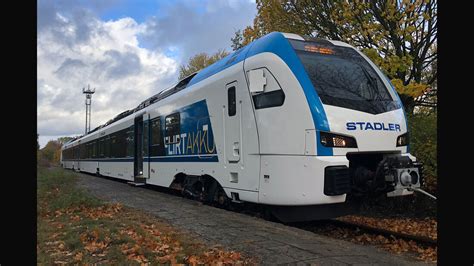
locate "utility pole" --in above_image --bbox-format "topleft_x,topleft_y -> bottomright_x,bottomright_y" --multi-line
82,85 -> 95,134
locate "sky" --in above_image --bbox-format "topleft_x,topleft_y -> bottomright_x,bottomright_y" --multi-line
37,0 -> 256,148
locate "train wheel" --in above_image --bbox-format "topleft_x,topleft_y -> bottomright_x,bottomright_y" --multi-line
214,185 -> 231,209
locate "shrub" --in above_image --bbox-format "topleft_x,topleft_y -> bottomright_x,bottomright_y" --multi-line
37,140 -> 62,166
407,112 -> 437,193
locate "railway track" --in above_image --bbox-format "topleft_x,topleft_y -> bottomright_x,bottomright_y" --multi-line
235,203 -> 437,247
228,201 -> 437,248
238,205 -> 437,247
326,219 -> 437,245
288,217 -> 437,246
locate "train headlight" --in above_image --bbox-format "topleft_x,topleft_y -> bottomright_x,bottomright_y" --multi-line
396,133 -> 409,146
320,132 -> 357,148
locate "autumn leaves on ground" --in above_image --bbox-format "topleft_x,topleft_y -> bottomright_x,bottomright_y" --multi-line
336,216 -> 437,262
37,167 -> 254,265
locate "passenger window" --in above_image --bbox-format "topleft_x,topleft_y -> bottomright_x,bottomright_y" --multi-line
80,144 -> 86,159
116,129 -> 127,158
110,135 -> 116,158
143,121 -> 149,157
126,126 -> 134,157
250,68 -> 285,109
105,136 -> 110,158
165,113 -> 180,144
90,142 -> 93,158
253,89 -> 285,109
228,86 -> 236,116
152,118 -> 162,145
150,117 -> 165,156
88,143 -> 92,158
99,139 -> 105,158
93,141 -> 97,158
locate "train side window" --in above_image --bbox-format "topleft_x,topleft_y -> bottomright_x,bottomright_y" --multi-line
80,144 -> 86,159
228,86 -> 236,116
250,68 -> 285,109
253,89 -> 285,109
88,143 -> 92,159
110,135 -> 116,158
96,140 -> 99,158
99,139 -> 105,158
165,113 -> 180,144
150,118 -> 165,156
105,136 -> 110,158
152,118 -> 161,145
116,129 -> 127,158
126,126 -> 134,157
92,141 -> 97,158
143,122 -> 149,157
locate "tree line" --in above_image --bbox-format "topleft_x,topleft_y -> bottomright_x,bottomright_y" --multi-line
37,135 -> 75,166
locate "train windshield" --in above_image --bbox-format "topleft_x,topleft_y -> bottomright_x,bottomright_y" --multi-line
289,39 -> 401,114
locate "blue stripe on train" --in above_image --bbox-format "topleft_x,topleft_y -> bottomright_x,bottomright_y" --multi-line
186,32 -> 333,156
62,158 -> 134,162
145,155 -> 218,162
244,32 -> 332,156
62,155 -> 219,163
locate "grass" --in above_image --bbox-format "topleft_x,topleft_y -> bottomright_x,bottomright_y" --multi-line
37,166 -> 254,265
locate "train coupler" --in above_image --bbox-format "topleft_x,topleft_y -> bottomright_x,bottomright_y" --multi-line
381,155 -> 422,197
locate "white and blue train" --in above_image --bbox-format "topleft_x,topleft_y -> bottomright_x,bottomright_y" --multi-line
61,32 -> 423,221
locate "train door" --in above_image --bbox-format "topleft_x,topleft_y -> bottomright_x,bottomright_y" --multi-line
142,114 -> 150,178
74,146 -> 79,171
225,81 -> 241,163
134,115 -> 144,181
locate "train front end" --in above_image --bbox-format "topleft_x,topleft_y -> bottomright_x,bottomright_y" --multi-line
291,37 -> 423,198
247,33 -> 423,221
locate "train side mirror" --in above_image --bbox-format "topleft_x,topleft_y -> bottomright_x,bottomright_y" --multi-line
248,69 -> 266,93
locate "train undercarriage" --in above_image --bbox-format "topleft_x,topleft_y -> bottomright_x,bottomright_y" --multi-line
164,152 -> 424,223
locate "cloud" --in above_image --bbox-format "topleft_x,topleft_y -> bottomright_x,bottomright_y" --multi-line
38,3 -> 178,138
102,50 -> 142,79
54,58 -> 87,78
142,0 -> 256,62
37,0 -> 256,141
